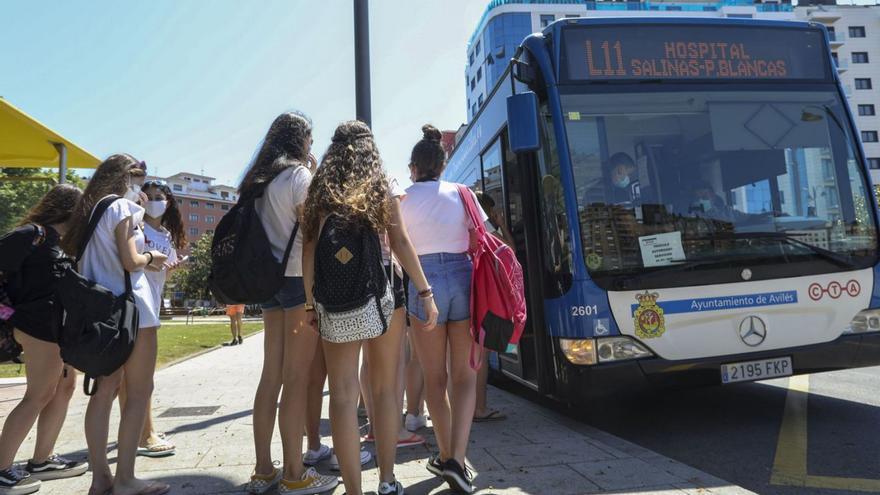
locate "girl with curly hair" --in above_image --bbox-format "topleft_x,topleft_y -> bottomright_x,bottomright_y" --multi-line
302,120 -> 438,495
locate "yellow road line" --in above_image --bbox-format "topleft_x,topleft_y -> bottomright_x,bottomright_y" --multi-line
770,374 -> 880,492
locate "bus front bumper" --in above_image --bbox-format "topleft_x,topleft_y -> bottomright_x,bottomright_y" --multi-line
557,332 -> 880,400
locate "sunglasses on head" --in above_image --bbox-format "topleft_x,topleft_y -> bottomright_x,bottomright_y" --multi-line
129,161 -> 147,172
143,179 -> 170,192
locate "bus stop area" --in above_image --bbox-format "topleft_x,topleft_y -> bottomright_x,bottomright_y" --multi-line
0,332 -> 754,495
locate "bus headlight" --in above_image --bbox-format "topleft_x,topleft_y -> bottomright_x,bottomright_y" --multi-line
845,309 -> 880,333
560,339 -> 597,365
596,337 -> 653,363
560,337 -> 654,365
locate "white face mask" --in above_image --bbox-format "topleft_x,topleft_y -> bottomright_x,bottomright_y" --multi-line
124,184 -> 141,203
144,200 -> 168,219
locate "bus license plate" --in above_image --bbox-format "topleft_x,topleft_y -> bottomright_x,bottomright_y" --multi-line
720,357 -> 792,384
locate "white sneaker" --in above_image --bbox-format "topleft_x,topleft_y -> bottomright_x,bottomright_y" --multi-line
302,444 -> 332,466
405,413 -> 427,432
329,449 -> 372,471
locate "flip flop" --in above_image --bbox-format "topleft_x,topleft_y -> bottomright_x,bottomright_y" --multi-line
397,433 -> 426,448
137,482 -> 171,495
136,439 -> 176,458
473,410 -> 507,422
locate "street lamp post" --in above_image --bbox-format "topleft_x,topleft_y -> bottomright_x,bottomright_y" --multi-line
354,0 -> 371,127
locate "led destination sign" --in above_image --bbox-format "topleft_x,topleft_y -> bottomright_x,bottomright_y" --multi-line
563,26 -> 829,81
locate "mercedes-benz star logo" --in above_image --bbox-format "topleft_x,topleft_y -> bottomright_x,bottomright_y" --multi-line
739,316 -> 767,347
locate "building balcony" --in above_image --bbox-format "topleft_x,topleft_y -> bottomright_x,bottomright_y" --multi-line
805,8 -> 841,22
834,57 -> 849,73
828,31 -> 846,47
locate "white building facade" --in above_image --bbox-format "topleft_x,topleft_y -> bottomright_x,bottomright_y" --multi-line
795,3 -> 880,184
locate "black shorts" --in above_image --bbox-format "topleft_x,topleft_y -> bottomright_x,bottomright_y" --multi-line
385,265 -> 406,309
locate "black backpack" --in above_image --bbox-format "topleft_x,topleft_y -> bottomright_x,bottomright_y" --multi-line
208,189 -> 298,305
313,215 -> 393,343
58,196 -> 139,395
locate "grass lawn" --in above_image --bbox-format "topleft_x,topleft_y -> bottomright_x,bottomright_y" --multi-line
0,321 -> 263,379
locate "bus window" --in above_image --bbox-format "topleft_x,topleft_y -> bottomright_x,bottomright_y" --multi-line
482,138 -> 504,208
537,102 -> 573,296
560,89 -> 877,289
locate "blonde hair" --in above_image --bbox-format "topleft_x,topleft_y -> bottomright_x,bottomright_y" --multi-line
303,121 -> 390,241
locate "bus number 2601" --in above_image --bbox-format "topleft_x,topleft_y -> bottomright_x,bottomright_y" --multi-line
571,305 -> 599,317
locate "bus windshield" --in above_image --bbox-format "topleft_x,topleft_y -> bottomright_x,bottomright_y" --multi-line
562,89 -> 878,289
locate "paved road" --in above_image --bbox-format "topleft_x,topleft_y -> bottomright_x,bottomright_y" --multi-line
504,366 -> 880,494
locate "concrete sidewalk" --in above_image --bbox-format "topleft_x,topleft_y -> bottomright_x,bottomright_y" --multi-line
1,334 -> 754,495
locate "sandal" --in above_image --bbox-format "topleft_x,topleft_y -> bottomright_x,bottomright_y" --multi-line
396,433 -> 425,448
473,410 -> 507,422
136,438 -> 176,458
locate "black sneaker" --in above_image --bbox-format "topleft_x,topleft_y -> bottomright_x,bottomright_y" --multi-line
426,453 -> 444,477
442,458 -> 474,494
0,467 -> 40,495
377,479 -> 404,495
26,454 -> 89,481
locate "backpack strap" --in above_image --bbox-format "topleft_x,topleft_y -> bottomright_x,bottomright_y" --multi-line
456,185 -> 487,237
76,196 -> 134,294
76,196 -> 123,263
278,222 -> 300,274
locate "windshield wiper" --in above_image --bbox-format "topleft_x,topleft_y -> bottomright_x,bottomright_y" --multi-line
690,231 -> 856,268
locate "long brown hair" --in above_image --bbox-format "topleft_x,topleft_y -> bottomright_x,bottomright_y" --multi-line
142,181 -> 186,251
303,120 -> 390,241
61,153 -> 140,254
239,111 -> 312,201
18,184 -> 83,228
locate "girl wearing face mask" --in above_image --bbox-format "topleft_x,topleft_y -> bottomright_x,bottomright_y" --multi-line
62,155 -> 170,495
125,180 -> 186,458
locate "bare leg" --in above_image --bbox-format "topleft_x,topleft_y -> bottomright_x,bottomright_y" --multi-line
404,328 -> 425,416
447,320 -> 477,464
252,309 -> 285,475
306,345 -> 327,452
365,308 -> 406,484
474,348 -> 489,418
360,351 -> 373,436
409,317 -> 451,460
278,306 -> 318,481
323,340 -> 363,495
0,330 -> 65,468
32,365 -> 76,462
86,370 -> 123,495
114,327 -> 169,495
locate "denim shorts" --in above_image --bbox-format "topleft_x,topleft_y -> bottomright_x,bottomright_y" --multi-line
261,276 -> 306,311
407,253 -> 472,324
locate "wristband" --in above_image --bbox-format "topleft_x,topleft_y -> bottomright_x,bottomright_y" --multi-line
145,252 -> 154,264
417,287 -> 433,298
304,303 -> 315,312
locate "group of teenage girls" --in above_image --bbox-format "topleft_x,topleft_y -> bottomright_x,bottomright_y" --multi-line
0,110 -> 503,495
1,157 -> 185,495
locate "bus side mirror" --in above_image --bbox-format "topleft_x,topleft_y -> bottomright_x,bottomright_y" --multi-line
507,92 -> 540,153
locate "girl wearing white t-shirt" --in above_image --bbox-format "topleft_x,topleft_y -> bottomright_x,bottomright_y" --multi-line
239,112 -> 337,495
61,155 -> 170,495
131,180 -> 187,459
400,125 -> 490,495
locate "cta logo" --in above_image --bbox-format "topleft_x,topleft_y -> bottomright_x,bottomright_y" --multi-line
808,280 -> 861,301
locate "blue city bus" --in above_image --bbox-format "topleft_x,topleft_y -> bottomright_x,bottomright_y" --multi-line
446,17 -> 880,402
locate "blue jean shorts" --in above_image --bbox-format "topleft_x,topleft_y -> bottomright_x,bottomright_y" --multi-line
407,253 -> 472,325
261,276 -> 306,311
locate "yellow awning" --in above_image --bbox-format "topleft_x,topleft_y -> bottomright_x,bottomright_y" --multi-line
0,97 -> 100,169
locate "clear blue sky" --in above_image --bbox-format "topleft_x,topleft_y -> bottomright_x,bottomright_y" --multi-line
0,0 -> 487,186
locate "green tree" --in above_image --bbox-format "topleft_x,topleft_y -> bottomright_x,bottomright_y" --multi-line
0,168 -> 85,234
170,233 -> 214,300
